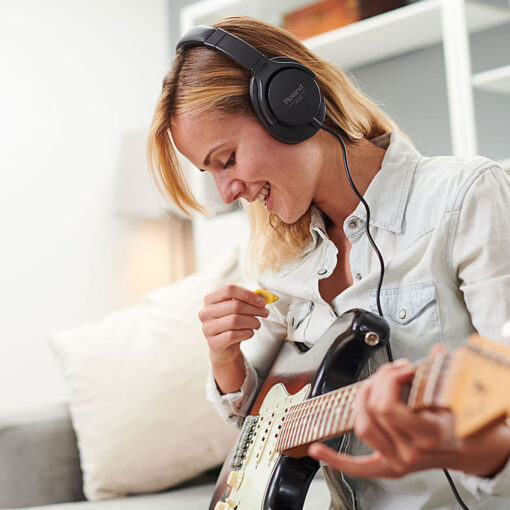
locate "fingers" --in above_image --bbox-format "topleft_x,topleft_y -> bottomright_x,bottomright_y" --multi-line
200,297 -> 269,322
204,284 -> 267,307
308,443 -> 394,479
342,357 -> 458,477
205,313 -> 263,339
354,361 -> 418,472
352,381 -> 397,460
199,284 -> 273,361
429,343 -> 447,356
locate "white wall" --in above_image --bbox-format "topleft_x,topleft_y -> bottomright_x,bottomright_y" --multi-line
0,0 -> 172,412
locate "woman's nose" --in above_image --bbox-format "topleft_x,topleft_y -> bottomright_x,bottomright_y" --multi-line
216,177 -> 245,204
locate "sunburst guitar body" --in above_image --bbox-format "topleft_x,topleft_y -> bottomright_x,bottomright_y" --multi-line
210,307 -> 510,510
210,309 -> 390,510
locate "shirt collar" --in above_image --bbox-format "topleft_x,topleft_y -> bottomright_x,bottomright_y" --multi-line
306,131 -> 419,251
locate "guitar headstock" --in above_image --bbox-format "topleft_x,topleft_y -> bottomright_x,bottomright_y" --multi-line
439,334 -> 510,438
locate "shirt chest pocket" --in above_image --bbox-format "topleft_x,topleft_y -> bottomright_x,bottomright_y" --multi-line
286,299 -> 314,345
369,281 -> 441,357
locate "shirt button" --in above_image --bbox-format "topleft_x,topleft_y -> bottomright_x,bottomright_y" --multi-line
348,219 -> 358,229
399,309 -> 407,319
318,269 -> 328,275
355,273 -> 363,281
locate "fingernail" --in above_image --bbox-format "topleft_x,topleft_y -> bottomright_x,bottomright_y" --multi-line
392,358 -> 410,366
257,297 -> 266,306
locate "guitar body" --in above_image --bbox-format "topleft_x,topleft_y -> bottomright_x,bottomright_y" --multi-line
210,309 -> 390,510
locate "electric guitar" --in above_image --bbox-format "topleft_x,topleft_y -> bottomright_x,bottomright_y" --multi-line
209,308 -> 510,510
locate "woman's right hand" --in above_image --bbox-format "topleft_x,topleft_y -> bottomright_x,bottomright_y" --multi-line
198,284 -> 269,365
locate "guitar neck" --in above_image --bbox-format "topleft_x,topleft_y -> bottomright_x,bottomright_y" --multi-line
276,353 -> 451,454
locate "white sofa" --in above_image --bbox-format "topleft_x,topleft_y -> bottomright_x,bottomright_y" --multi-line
0,402 -> 330,510
0,249 -> 330,509
0,402 -> 218,509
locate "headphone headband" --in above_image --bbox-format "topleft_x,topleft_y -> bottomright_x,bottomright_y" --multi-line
176,25 -> 326,144
177,26 -> 265,71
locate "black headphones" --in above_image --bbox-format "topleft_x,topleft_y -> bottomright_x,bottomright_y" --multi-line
176,26 -> 326,144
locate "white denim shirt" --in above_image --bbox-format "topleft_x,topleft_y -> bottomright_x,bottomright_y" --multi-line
206,131 -> 510,509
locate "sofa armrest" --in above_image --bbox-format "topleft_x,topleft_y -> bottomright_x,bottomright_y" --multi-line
0,402 -> 85,508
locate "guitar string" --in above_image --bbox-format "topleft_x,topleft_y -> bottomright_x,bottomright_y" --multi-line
244,347 -> 504,453
248,356 -> 446,451
249,356 -> 436,425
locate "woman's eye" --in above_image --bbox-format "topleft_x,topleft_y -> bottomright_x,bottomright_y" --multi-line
223,151 -> 236,169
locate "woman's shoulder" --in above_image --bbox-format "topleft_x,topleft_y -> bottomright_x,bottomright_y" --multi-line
400,154 -> 503,246
411,154 -> 501,209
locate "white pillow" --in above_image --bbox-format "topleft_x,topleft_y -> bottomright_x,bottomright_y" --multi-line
48,249 -> 241,500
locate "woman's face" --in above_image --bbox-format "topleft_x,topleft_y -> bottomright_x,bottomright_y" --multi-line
171,111 -> 324,224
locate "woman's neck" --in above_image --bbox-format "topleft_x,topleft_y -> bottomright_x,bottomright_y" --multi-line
313,133 -> 387,230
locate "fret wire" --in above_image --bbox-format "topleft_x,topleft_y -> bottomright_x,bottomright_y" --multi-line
304,395 -> 322,444
294,399 -> 310,449
278,401 -> 298,451
298,400 -> 313,447
339,387 -> 353,433
311,393 -> 331,443
424,352 -> 446,406
309,393 -> 326,444
285,395 -> 339,449
407,360 -> 426,409
346,388 -> 357,430
270,354 -> 449,451
332,388 -> 348,433
289,401 -> 306,451
284,400 -> 305,451
313,392 -> 328,441
323,390 -> 342,440
325,391 -> 340,438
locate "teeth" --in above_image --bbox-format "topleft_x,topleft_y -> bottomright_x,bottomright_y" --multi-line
256,182 -> 270,203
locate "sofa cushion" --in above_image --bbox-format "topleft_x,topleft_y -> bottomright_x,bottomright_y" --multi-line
48,250 -> 241,500
4,472 -> 331,510
0,403 -> 85,508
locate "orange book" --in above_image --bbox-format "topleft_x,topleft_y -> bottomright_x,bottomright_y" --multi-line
283,0 -> 361,40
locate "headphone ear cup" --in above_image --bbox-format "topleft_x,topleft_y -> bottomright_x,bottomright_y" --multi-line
249,72 -> 326,144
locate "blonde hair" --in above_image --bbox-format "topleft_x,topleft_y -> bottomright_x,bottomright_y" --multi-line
148,16 -> 399,272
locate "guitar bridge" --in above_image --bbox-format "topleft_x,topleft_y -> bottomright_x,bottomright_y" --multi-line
230,415 -> 259,470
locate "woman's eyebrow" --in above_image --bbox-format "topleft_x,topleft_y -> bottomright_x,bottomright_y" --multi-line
203,142 -> 227,166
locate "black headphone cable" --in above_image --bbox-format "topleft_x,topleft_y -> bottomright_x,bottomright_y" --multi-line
317,123 -> 470,510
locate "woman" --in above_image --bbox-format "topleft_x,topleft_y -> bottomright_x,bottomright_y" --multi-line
148,16 -> 510,510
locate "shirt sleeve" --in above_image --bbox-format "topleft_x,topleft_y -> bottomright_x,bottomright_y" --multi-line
449,164 -> 510,497
204,297 -> 288,428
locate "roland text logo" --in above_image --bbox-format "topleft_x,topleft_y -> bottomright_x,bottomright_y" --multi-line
283,83 -> 305,105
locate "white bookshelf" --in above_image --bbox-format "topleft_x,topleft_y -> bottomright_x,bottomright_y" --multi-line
304,0 -> 510,69
180,0 -> 510,163
472,65 -> 510,94
182,1 -> 510,69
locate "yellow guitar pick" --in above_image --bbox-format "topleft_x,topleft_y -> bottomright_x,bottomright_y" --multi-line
254,288 -> 279,304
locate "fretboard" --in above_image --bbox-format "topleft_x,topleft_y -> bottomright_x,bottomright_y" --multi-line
275,352 -> 451,453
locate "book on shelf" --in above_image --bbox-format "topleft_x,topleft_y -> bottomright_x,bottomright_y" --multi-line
283,0 -> 406,40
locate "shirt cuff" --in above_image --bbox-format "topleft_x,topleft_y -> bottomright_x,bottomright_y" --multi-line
205,355 -> 260,428
452,454 -> 510,498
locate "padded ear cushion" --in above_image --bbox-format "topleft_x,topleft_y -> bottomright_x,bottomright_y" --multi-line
249,66 -> 326,144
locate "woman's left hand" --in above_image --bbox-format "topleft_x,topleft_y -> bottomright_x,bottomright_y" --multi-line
308,346 -> 510,479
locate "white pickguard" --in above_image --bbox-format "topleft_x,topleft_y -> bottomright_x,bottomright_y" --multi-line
222,383 -> 311,510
